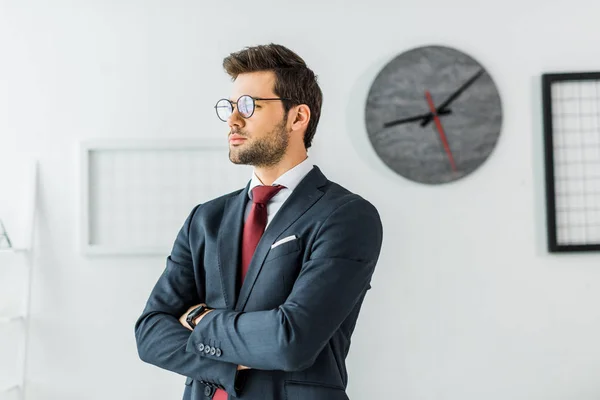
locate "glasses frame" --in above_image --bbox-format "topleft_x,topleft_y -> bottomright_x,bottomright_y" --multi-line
214,95 -> 294,122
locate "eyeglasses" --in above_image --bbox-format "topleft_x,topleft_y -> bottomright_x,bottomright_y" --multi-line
214,95 -> 293,122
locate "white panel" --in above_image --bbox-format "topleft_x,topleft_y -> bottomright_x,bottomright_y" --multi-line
81,139 -> 252,256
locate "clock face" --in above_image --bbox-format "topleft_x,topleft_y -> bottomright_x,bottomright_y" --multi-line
364,45 -> 503,184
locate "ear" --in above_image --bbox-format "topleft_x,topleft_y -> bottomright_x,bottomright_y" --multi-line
289,104 -> 310,132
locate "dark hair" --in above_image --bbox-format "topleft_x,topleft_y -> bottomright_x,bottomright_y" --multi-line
222,43 -> 323,149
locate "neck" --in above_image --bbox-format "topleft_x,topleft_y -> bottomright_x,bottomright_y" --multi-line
254,153 -> 308,186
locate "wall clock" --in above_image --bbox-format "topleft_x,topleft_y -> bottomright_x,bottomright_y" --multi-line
542,72 -> 600,252
365,45 -> 503,184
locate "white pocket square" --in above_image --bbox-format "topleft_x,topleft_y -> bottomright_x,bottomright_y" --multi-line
271,235 -> 297,249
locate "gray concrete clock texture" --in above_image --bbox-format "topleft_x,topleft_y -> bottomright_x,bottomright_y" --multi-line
365,45 -> 503,184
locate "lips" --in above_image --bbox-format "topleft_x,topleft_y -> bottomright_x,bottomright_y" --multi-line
229,134 -> 247,144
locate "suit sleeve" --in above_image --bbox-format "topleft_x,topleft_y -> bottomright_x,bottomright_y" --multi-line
186,198 -> 383,371
134,204 -> 241,396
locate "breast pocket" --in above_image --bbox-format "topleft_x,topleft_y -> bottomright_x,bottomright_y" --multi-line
249,237 -> 303,309
264,236 -> 302,262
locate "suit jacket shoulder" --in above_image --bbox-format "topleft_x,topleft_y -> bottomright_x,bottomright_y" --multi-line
310,178 -> 381,224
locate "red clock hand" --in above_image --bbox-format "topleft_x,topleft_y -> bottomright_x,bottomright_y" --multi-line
425,90 -> 457,172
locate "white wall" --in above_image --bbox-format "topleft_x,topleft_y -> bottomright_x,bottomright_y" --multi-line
1,0 -> 600,399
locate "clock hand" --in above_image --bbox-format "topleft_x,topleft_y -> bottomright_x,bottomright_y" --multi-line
421,68 -> 485,127
383,108 -> 451,128
425,90 -> 457,171
437,68 -> 485,112
383,112 -> 431,128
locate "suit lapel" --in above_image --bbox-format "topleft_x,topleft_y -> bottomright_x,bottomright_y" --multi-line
235,167 -> 328,311
217,182 -> 250,309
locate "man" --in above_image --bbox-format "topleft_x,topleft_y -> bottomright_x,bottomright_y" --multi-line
135,43 -> 383,400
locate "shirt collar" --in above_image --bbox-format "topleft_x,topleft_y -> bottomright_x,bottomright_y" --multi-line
247,157 -> 314,200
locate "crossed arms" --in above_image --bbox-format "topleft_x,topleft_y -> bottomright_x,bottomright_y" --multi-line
134,199 -> 383,396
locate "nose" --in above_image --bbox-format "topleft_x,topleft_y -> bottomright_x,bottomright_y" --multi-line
227,106 -> 245,130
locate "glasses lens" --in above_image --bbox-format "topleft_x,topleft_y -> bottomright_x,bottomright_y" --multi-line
215,99 -> 232,122
237,95 -> 254,118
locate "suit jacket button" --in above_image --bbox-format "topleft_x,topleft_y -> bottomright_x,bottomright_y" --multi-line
204,386 -> 215,397
215,348 -> 222,357
197,343 -> 204,352
210,347 -> 216,356
204,345 -> 211,354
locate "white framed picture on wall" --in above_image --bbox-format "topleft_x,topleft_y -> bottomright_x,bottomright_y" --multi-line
80,139 -> 251,256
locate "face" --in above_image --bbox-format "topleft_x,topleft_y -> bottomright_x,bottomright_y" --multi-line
226,71 -> 290,168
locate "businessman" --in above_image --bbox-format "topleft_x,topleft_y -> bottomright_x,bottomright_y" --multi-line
134,43 -> 383,400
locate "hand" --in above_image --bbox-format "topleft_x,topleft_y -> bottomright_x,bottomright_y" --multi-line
237,365 -> 250,370
179,303 -> 206,331
421,68 -> 484,127
425,90 -> 457,172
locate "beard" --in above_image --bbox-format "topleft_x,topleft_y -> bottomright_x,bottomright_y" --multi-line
229,117 -> 289,167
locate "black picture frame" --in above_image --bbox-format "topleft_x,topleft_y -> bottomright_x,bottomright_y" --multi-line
542,71 -> 600,253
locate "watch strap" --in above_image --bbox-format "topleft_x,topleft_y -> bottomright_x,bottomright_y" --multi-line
186,305 -> 210,329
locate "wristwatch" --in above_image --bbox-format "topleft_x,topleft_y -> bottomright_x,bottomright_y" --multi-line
186,305 -> 211,329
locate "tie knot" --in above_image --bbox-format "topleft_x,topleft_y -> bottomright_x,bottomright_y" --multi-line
251,185 -> 285,205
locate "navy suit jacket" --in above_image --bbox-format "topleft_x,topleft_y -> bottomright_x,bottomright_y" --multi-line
134,166 -> 383,399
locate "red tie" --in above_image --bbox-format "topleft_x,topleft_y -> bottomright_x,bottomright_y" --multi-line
214,184 -> 284,400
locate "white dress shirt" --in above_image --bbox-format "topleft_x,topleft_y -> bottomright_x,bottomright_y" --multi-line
244,157 -> 314,228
